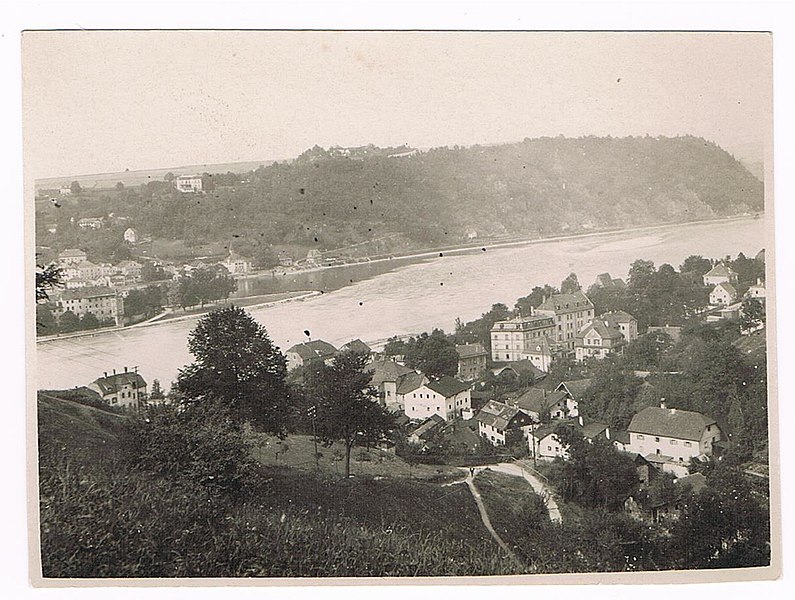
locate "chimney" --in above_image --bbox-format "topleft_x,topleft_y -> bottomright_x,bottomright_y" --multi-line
112,368 -> 116,376
124,366 -> 128,373
103,372 -> 107,378
660,398 -> 667,409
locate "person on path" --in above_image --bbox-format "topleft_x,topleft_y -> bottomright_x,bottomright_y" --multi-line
469,466 -> 475,478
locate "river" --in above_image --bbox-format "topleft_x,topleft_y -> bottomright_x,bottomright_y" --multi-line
36,217 -> 766,391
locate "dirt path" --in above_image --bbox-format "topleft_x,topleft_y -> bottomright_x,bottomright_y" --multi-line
492,462 -> 563,523
444,468 -> 518,561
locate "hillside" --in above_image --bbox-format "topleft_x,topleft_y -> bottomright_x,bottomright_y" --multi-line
35,135 -> 764,264
36,394 -> 516,577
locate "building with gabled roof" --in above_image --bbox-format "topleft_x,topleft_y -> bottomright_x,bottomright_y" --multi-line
594,272 -> 627,290
407,414 -> 445,448
491,359 -> 548,382
535,290 -> 595,348
367,359 -> 414,410
509,387 -> 577,421
123,227 -> 139,244
476,400 -> 534,446
455,343 -> 488,380
490,314 -> 555,363
528,416 -> 611,460
626,402 -> 722,475
746,278 -> 766,300
703,263 -> 738,287
403,375 -> 470,422
87,368 -> 147,409
709,282 -> 738,306
53,286 -> 121,325
600,310 -> 638,342
285,339 -> 338,370
574,319 -> 626,362
555,379 -> 592,404
58,248 -> 88,266
341,338 -> 372,355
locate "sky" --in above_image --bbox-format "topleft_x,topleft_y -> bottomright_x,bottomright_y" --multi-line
22,31 -> 771,179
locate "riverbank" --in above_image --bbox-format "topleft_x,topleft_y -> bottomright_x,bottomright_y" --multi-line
247,214 -> 762,279
36,290 -> 320,344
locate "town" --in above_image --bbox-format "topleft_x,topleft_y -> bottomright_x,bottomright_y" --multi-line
37,248 -> 771,576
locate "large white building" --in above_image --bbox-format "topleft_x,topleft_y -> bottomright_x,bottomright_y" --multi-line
535,291 -> 595,349
403,376 -> 471,422
175,175 -> 203,193
490,314 -> 556,363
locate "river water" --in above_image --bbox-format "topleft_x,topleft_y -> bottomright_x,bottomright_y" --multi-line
37,217 -> 766,391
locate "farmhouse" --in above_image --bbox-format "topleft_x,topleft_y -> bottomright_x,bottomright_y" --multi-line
403,376 -> 471,422
703,263 -> 738,287
709,282 -> 738,306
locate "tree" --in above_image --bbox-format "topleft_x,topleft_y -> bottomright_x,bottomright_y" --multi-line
175,306 -> 289,435
679,255 -> 713,276
115,182 -> 125,191
164,172 -> 175,182
70,181 -> 82,194
36,262 -> 63,303
560,272 -> 581,294
80,312 -> 100,330
149,379 -> 165,401
58,310 -> 80,333
741,297 -> 765,333
310,351 -> 395,478
515,284 -> 558,316
403,329 -> 459,379
36,304 -> 58,336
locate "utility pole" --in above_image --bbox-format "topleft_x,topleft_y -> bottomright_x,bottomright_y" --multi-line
531,419 -> 537,469
308,405 -> 319,469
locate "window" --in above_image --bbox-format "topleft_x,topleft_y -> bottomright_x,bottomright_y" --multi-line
670,440 -> 677,445
655,437 -> 660,442
637,434 -> 645,440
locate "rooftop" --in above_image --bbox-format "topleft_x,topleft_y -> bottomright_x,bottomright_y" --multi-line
628,406 -> 717,441
537,290 -> 594,313
91,371 -> 147,395
427,375 -> 470,398
455,343 -> 487,359
287,339 -> 338,361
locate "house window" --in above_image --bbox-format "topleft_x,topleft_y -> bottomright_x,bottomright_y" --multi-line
684,442 -> 692,447
655,437 -> 660,442
637,434 -> 645,440
670,440 -> 677,445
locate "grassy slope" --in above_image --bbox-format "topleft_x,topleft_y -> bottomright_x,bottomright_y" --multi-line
37,396 -> 516,577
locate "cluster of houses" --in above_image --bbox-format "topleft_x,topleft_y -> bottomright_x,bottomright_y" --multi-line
703,263 -> 766,324
489,290 -> 640,369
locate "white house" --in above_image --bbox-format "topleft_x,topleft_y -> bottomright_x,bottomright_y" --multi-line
58,248 -> 88,266
625,402 -> 722,476
574,320 -> 626,362
510,387 -> 578,422
522,335 -> 556,373
221,255 -> 253,275
123,227 -> 139,244
710,282 -> 738,306
403,376 -> 471,422
527,417 -> 610,460
367,359 -> 415,410
490,314 -> 556,363
175,175 -> 203,193
746,278 -> 766,300
87,368 -> 147,409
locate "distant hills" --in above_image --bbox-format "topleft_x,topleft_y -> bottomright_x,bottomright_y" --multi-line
35,135 -> 765,260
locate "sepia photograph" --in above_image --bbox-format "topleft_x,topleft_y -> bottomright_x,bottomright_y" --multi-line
22,29 -> 779,585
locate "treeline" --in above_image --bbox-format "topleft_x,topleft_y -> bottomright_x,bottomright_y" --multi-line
36,135 -> 763,260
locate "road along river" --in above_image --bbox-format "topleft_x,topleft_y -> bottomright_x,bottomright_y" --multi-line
36,217 -> 766,391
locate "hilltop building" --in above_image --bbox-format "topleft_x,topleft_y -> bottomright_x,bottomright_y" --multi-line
87,368 -> 147,409
175,175 -> 203,193
77,217 -> 103,230
123,228 -> 139,244
703,263 -> 738,287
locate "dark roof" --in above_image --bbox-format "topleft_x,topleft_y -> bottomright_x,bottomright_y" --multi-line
410,414 -> 445,440
628,406 -> 717,441
61,286 -> 117,300
396,371 -> 426,395
342,338 -> 372,354
675,472 -> 707,494
511,388 -> 568,415
492,360 -> 548,379
612,278 -> 627,290
476,400 -> 526,430
556,378 -> 592,399
537,290 -> 593,312
91,371 -> 147,395
524,335 -> 554,355
59,248 -> 87,258
287,340 -> 338,361
427,375 -> 470,397
455,343 -> 487,359
578,421 -> 609,440
367,359 -> 414,386
612,430 -> 630,445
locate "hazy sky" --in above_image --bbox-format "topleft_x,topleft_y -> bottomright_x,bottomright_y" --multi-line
23,31 -> 771,179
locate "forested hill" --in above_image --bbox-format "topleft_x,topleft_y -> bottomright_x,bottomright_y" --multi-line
36,135 -> 764,262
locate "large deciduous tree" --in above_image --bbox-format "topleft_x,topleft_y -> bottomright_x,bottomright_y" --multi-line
403,329 -> 459,379
310,351 -> 395,478
175,306 -> 289,435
